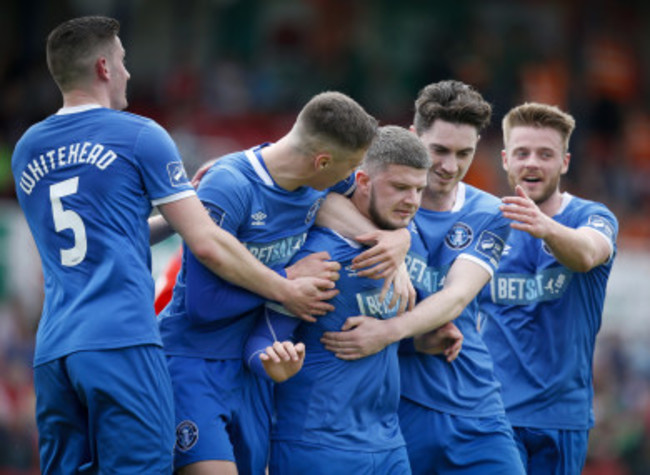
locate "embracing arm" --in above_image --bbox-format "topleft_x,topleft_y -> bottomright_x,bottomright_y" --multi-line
186,250 -> 339,324
316,192 -> 415,311
321,257 -> 490,360
158,196 -> 337,320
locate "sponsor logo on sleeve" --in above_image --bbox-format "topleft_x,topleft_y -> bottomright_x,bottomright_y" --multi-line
474,230 -> 506,267
204,202 -> 226,227
167,161 -> 189,187
587,214 -> 615,240
305,197 -> 325,224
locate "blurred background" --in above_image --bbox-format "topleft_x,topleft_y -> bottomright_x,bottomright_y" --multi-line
1,0 -> 649,473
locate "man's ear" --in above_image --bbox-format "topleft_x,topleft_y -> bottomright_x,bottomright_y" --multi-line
314,153 -> 332,171
355,169 -> 371,195
95,56 -> 109,81
561,152 -> 571,175
501,149 -> 508,171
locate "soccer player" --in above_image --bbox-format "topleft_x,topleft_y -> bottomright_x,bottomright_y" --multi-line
245,125 -> 432,474
479,103 -> 618,474
158,91 -> 379,474
11,16 -> 339,473
321,80 -> 526,474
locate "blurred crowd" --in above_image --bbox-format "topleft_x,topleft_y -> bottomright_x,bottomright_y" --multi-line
1,0 -> 649,472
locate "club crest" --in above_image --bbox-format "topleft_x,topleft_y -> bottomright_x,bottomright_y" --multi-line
176,420 -> 199,452
445,222 -> 473,250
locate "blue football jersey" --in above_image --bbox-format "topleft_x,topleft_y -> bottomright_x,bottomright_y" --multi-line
399,183 -> 510,417
479,193 -> 618,430
159,145 -> 355,359
271,222 -> 429,452
11,105 -> 195,366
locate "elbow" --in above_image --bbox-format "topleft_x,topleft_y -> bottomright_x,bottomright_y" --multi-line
568,252 -> 603,273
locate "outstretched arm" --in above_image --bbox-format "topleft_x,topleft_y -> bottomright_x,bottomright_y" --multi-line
321,257 -> 490,360
501,185 -> 612,272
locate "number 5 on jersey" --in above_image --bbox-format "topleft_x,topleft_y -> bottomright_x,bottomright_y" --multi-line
50,177 -> 87,266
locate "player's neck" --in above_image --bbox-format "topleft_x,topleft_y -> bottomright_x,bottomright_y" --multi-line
259,139 -> 307,191
537,189 -> 564,217
421,185 -> 457,212
62,89 -> 110,109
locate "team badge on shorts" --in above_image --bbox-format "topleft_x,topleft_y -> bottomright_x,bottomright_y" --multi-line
176,420 -> 199,452
445,222 -> 473,250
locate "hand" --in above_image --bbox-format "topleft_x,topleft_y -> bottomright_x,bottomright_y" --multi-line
413,322 -> 463,362
351,228 -> 410,279
260,341 -> 306,383
191,159 -> 217,188
280,277 -> 339,323
500,185 -> 554,239
320,316 -> 394,360
382,262 -> 416,315
286,251 -> 340,283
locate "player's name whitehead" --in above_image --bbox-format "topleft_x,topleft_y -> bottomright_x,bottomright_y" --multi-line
18,141 -> 118,195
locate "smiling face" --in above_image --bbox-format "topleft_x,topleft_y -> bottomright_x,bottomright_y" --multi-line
502,125 -> 569,206
418,119 -> 479,200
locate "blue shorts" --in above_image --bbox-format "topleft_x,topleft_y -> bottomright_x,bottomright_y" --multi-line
34,345 -> 174,474
399,398 -> 525,474
167,356 -> 272,474
270,440 -> 410,475
513,426 -> 589,475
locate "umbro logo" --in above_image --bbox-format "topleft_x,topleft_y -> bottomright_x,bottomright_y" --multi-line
251,211 -> 267,226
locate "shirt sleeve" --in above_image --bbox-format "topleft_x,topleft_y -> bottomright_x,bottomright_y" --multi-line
458,210 -> 511,277
244,308 -> 301,381
134,120 -> 195,205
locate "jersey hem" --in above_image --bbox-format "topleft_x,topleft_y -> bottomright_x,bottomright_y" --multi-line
33,339 -> 163,367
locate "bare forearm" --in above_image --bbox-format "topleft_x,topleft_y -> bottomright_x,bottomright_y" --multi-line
190,227 -> 290,302
542,223 -> 609,272
316,192 -> 376,236
387,288 -> 468,341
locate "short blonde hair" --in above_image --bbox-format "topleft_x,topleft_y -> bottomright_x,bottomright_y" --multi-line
502,102 -> 576,152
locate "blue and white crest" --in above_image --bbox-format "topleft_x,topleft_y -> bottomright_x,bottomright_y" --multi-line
475,230 -> 506,267
167,161 -> 189,187
205,202 -> 226,227
305,197 -> 325,224
445,222 -> 473,250
176,420 -> 199,452
541,241 -> 554,256
587,214 -> 614,239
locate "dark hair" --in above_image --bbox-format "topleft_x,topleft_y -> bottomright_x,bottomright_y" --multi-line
413,80 -> 492,135
363,125 -> 431,174
46,16 -> 120,91
296,91 -> 378,154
